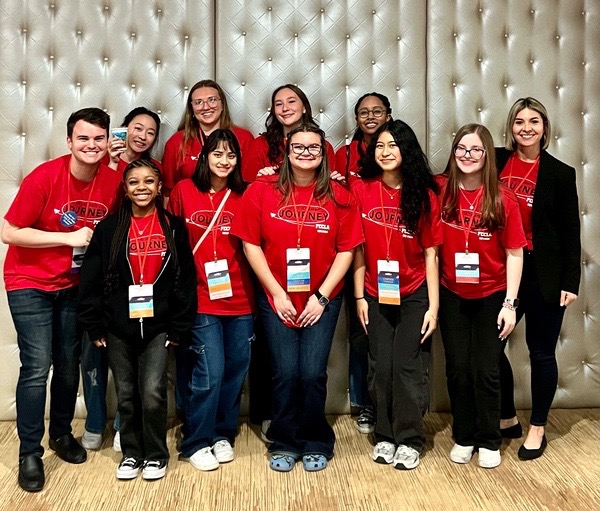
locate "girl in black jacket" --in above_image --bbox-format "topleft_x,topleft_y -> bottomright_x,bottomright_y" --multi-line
78,159 -> 196,480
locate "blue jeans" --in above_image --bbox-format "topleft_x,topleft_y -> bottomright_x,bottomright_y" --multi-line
8,287 -> 81,460
179,313 -> 253,458
257,289 -> 342,458
81,338 -> 121,433
107,332 -> 169,461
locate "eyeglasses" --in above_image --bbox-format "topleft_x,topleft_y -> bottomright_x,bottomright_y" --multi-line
454,145 -> 486,161
357,108 -> 387,119
290,143 -> 323,156
190,96 -> 221,108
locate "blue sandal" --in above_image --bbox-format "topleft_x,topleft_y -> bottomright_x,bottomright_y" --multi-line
302,454 -> 328,472
269,452 -> 296,472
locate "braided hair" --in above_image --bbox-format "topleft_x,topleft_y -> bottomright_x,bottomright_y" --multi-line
104,159 -> 182,295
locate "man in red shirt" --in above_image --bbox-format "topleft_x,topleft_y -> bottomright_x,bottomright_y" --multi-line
2,108 -> 122,492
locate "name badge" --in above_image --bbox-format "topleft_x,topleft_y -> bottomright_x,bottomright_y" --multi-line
377,259 -> 401,305
71,246 -> 86,273
129,284 -> 154,318
286,247 -> 310,292
205,259 -> 233,300
455,252 -> 480,284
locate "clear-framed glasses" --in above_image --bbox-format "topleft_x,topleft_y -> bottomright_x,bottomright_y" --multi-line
190,96 -> 221,108
357,107 -> 387,119
454,145 -> 486,161
290,143 -> 323,156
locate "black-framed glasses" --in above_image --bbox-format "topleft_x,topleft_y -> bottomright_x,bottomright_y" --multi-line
454,145 -> 486,161
290,143 -> 323,156
357,108 -> 387,119
191,96 -> 221,108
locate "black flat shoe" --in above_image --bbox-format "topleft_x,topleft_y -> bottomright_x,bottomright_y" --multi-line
518,435 -> 547,460
500,422 -> 523,439
18,455 -> 45,492
49,434 -> 87,464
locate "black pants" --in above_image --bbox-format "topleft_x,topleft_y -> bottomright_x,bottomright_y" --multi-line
366,283 -> 430,452
500,252 -> 565,426
439,287 -> 506,450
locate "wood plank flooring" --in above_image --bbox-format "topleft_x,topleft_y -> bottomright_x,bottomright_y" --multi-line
0,410 -> 598,511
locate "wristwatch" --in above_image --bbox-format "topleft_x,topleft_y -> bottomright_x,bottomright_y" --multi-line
315,290 -> 330,307
503,298 -> 520,310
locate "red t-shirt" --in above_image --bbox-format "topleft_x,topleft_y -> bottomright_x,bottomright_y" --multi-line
335,140 -> 367,184
437,177 -> 527,299
4,155 -> 122,292
100,154 -> 162,175
168,179 -> 254,315
161,127 -> 254,194
352,178 -> 442,298
499,154 -> 538,251
231,178 -> 364,324
244,134 -> 337,183
128,211 -> 166,285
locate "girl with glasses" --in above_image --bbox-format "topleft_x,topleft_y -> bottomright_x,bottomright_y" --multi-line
496,98 -> 581,460
437,124 -> 526,469
162,80 -> 254,197
232,123 -> 363,472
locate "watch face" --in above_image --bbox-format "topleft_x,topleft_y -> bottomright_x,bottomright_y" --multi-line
318,297 -> 329,306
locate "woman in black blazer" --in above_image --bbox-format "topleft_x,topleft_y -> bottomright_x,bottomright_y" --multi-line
496,97 -> 581,460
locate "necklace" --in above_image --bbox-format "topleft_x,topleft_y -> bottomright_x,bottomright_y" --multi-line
460,187 -> 481,210
132,211 -> 155,235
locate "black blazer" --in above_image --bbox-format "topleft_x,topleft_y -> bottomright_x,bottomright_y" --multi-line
78,210 -> 197,345
496,148 -> 581,304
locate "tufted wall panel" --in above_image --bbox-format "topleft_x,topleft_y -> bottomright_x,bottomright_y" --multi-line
0,0 -> 598,420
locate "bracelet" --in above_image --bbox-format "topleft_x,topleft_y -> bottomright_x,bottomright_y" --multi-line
502,302 -> 516,311
355,296 -> 365,301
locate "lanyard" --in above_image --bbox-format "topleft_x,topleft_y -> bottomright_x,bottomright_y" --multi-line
458,187 -> 483,254
66,163 -> 98,228
130,210 -> 157,285
378,181 -> 397,261
290,184 -> 315,249
192,189 -> 231,256
208,191 -> 226,262
506,154 -> 540,192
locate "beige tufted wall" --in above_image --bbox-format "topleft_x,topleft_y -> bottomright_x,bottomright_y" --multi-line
0,0 -> 598,420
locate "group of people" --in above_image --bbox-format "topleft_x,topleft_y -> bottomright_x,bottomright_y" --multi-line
2,80 -> 580,492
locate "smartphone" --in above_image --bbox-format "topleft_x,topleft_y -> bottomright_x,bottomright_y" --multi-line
111,127 -> 128,144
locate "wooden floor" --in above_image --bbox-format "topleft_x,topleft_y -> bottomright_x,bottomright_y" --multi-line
0,410 -> 598,511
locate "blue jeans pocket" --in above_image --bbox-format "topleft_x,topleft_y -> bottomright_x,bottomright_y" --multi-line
189,344 -> 210,392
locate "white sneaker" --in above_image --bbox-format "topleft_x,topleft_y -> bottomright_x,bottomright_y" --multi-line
81,430 -> 103,450
184,446 -> 219,471
450,443 -> 474,464
372,441 -> 396,464
478,447 -> 501,468
392,444 -> 420,470
212,440 -> 234,463
116,456 -> 143,480
113,431 -> 122,452
142,459 -> 167,480
261,420 -> 273,443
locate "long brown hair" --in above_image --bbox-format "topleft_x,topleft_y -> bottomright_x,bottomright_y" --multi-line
442,124 -> 504,230
277,123 -> 333,203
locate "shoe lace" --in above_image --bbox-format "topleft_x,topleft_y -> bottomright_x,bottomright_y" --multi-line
376,443 -> 395,455
358,408 -> 374,423
396,445 -> 417,458
120,457 -> 138,468
214,440 -> 230,450
144,460 -> 162,469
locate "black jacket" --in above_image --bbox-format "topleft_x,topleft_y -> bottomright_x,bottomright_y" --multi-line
78,210 -> 197,345
496,148 -> 581,303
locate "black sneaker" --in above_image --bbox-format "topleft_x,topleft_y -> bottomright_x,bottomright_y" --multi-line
355,407 -> 375,434
142,459 -> 167,480
116,456 -> 143,480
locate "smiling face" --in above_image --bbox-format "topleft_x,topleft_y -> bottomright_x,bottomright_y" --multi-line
190,86 -> 223,132
356,96 -> 390,139
288,131 -> 323,176
375,131 -> 402,174
127,114 -> 158,155
67,120 -> 108,167
454,133 -> 486,176
274,88 -> 306,131
208,141 -> 238,183
512,107 -> 545,152
124,165 -> 161,216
